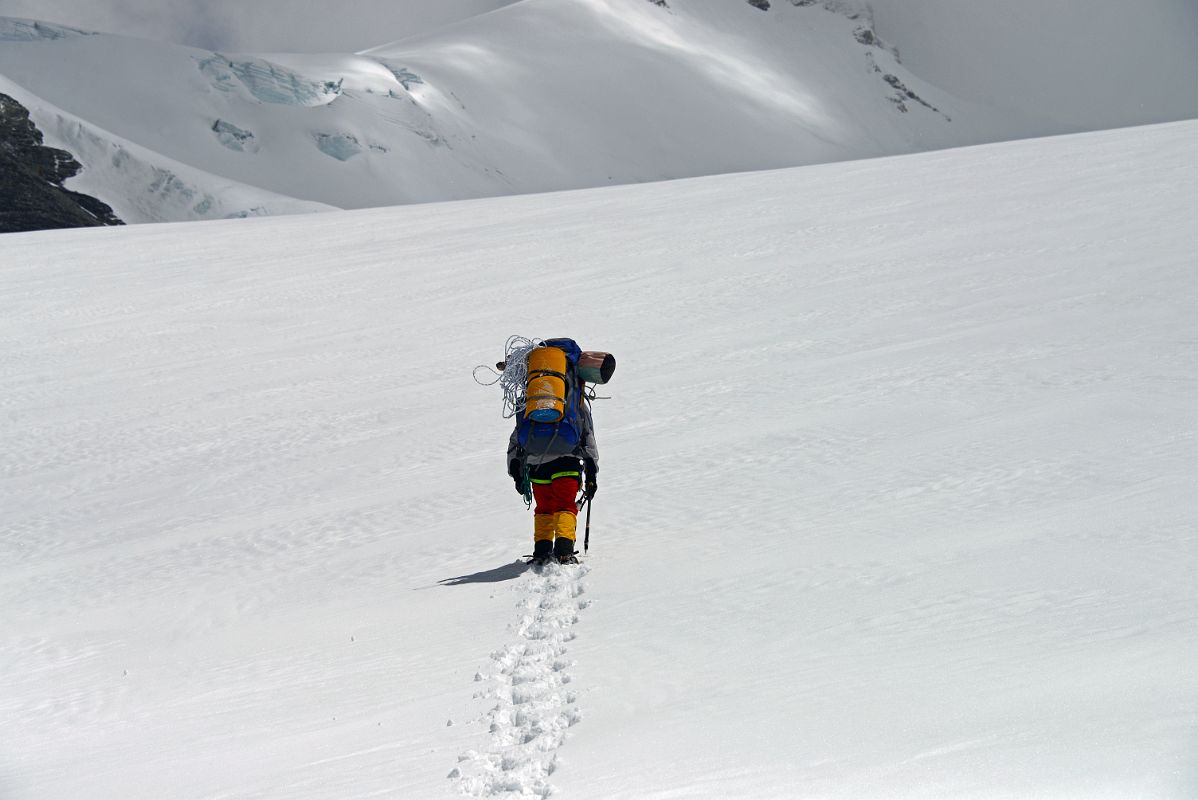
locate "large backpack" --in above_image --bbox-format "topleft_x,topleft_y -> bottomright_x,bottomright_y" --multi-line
515,337 -> 587,458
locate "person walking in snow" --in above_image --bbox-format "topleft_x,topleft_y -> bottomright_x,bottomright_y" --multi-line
506,338 -> 599,566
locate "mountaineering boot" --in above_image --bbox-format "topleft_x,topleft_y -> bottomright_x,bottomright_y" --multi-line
529,537 -> 553,566
552,511 -> 579,564
553,536 -> 579,565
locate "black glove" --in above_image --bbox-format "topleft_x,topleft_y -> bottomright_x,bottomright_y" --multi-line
582,459 -> 596,495
510,457 -> 527,496
583,459 -> 597,499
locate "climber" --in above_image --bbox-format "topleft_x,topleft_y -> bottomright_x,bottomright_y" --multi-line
507,338 -> 599,565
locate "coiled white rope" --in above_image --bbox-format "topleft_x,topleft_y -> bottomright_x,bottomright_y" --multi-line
473,335 -> 544,418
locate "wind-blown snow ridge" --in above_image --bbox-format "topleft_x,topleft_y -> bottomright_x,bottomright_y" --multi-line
453,564 -> 590,797
0,18 -> 92,42
197,55 -> 344,107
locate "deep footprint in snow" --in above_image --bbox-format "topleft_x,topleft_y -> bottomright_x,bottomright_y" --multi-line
451,563 -> 589,797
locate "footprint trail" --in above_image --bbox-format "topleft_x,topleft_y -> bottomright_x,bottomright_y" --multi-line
451,563 -> 590,798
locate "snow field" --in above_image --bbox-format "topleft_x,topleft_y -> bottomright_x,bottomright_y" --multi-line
2,119 -> 1197,798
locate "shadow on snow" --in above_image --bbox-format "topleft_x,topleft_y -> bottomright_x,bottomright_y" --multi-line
439,559 -> 530,586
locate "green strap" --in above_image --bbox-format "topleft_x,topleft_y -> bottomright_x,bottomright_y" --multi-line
530,470 -> 581,485
520,465 -> 532,508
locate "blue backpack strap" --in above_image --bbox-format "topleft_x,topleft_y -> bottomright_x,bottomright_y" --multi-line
542,338 -> 582,365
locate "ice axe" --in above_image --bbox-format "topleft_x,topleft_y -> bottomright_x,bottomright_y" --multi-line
584,495 -> 593,554
576,492 -> 594,554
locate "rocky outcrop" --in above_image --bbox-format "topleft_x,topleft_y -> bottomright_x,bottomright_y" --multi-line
0,92 -> 122,234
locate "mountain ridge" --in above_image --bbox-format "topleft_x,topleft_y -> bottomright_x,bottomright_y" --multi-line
2,0 -> 1196,229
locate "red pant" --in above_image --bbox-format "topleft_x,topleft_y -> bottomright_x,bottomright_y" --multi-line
532,476 -> 580,515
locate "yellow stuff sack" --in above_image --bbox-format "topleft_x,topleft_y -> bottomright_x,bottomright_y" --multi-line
525,346 -> 568,422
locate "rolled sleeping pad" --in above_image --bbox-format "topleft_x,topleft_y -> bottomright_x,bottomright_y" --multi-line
525,346 -> 568,422
579,351 -> 616,384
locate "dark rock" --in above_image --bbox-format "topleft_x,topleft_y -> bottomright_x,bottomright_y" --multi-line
0,92 -> 123,234
881,74 -> 949,120
748,0 -> 771,8
854,27 -> 877,46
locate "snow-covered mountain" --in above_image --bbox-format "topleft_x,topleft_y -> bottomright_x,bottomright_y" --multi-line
0,0 -> 522,53
3,118 -> 1197,799
2,0 -> 1196,225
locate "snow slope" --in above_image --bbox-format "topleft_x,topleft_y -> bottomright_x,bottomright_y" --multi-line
3,120 -> 1197,798
0,75 -> 336,224
0,0 -> 522,53
0,1 -> 999,218
4,0 -> 1197,224
867,0 -> 1198,132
